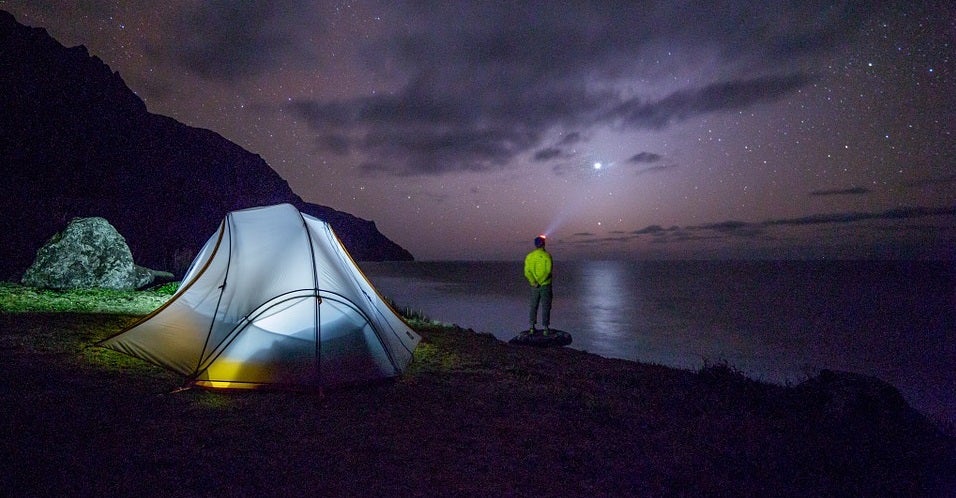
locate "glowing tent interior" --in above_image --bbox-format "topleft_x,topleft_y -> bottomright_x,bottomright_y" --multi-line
99,203 -> 420,389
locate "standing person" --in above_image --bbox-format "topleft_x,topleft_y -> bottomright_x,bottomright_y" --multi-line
524,235 -> 553,335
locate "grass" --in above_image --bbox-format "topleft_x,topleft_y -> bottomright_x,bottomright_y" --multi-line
0,282 -> 176,314
1,285 -> 954,496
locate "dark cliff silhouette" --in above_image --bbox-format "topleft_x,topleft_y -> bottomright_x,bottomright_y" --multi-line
0,10 -> 413,280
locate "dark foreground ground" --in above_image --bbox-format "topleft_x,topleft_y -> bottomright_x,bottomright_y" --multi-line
1,313 -> 953,497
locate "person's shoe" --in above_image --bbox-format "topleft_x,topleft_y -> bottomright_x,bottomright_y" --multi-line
543,328 -> 551,336
527,326 -> 537,335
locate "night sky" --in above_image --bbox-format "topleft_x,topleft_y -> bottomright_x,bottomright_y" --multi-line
4,1 -> 953,260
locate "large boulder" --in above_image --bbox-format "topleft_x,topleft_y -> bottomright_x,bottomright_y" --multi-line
20,217 -> 171,290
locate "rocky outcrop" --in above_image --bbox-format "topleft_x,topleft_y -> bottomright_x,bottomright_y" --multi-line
0,10 -> 412,281
796,369 -> 914,421
21,217 -> 172,290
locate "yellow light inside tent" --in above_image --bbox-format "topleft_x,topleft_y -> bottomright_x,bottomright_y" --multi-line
193,359 -> 270,389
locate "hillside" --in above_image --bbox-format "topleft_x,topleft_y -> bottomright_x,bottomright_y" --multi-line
0,10 -> 412,281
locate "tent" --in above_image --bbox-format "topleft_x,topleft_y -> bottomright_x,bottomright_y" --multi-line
99,203 -> 420,389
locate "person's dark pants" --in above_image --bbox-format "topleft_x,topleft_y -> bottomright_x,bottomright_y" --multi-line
529,284 -> 552,329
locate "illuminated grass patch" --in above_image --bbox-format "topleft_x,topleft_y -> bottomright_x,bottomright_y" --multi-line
408,342 -> 463,373
0,282 -> 175,314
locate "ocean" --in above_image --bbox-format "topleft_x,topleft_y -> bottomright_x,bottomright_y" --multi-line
359,260 -> 955,428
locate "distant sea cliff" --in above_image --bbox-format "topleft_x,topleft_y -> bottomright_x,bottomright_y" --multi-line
0,10 -> 412,280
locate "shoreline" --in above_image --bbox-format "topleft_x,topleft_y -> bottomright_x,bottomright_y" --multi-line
362,260 -> 956,431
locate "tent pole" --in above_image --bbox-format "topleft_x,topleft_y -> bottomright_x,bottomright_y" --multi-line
298,210 -> 323,389
315,294 -> 322,394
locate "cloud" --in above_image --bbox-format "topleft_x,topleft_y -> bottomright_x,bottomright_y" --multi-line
622,152 -> 676,176
149,1 -> 320,80
289,88 -> 544,174
636,164 -> 678,176
531,131 -> 589,163
533,147 -> 569,162
633,225 -> 674,235
290,75 -> 810,175
628,152 -> 663,164
690,220 -> 752,231
314,134 -> 351,155
550,161 -> 587,177
608,74 -> 813,129
686,220 -> 767,239
678,206 -> 956,234
763,206 -> 956,226
557,132 -> 584,146
569,205 -> 956,250
284,1 -> 878,176
809,187 -> 871,196
666,206 -> 956,241
386,2 -> 875,78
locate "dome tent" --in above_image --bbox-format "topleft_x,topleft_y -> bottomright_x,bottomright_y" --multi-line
99,204 -> 420,389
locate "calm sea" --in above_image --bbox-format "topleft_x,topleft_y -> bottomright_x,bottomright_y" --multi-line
360,260 -> 955,427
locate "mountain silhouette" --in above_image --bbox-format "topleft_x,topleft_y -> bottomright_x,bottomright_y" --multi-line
0,10 -> 412,280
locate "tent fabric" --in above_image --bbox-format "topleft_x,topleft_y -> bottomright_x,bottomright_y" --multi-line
99,203 -> 420,389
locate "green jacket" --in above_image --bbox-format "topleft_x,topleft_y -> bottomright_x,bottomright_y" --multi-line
523,248 -> 552,287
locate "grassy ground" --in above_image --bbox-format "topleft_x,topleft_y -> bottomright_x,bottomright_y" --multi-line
1,287 -> 953,496
0,282 -> 177,314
